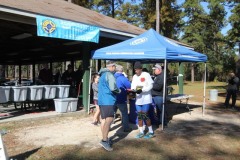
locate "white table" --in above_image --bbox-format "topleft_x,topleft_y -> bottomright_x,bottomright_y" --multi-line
167,94 -> 194,114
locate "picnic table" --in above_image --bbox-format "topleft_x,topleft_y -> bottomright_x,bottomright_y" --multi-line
167,94 -> 194,114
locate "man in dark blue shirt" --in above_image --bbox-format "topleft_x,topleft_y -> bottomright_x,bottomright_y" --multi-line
114,65 -> 132,132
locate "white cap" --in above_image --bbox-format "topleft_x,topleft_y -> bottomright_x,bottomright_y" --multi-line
152,64 -> 162,70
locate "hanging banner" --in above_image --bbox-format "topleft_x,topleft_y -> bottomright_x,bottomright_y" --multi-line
36,15 -> 100,43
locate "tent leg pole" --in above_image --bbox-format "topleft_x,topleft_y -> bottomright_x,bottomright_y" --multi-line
162,59 -> 167,130
203,63 -> 207,116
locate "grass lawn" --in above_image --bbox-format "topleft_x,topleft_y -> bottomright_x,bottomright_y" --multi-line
171,81 -> 231,105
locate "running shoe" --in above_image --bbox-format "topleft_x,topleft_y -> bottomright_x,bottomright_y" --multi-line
100,140 -> 113,151
135,132 -> 144,139
143,132 -> 155,139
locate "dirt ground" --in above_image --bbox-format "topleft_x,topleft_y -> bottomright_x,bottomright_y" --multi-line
1,101 -> 240,159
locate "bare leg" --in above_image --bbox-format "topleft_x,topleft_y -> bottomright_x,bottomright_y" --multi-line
101,117 -> 113,141
101,118 -> 105,134
93,105 -> 100,122
146,119 -> 152,126
138,111 -> 143,127
138,120 -> 143,127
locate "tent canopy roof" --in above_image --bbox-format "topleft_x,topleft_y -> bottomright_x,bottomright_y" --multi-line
92,29 -> 208,62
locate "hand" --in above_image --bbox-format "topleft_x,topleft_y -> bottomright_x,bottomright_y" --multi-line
127,89 -> 132,92
136,89 -> 142,94
113,89 -> 121,94
127,89 -> 134,93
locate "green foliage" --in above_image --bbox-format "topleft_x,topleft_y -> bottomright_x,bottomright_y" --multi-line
181,0 -> 237,81
115,2 -> 143,27
92,0 -> 124,17
70,0 -> 95,8
160,0 -> 183,38
227,3 -> 240,47
137,0 -> 182,38
71,0 -> 239,82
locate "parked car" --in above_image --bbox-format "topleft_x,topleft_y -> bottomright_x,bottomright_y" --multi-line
1,79 -> 33,86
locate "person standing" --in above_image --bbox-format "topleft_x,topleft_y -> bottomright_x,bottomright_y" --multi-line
98,61 -> 120,151
53,69 -> 61,85
114,65 -> 132,132
61,64 -> 76,97
151,64 -> 167,126
75,64 -> 84,96
91,73 -> 100,125
38,63 -> 53,85
131,61 -> 154,139
225,72 -> 239,109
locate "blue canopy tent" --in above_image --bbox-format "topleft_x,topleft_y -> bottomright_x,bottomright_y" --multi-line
92,28 -> 208,129
92,28 -> 207,62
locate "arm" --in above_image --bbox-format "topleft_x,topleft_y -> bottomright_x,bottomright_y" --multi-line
92,83 -> 98,92
142,83 -> 153,92
142,73 -> 153,92
38,70 -> 43,81
152,75 -> 164,92
131,75 -> 137,90
122,77 -> 131,89
106,72 -> 120,93
234,77 -> 239,84
61,72 -> 66,81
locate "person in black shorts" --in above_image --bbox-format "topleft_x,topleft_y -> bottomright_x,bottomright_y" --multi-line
98,61 -> 120,151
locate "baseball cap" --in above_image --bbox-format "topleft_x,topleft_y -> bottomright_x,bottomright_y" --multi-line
106,61 -> 117,67
134,61 -> 142,69
152,64 -> 162,70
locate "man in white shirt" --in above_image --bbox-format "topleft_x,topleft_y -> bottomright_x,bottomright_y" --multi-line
131,61 -> 154,139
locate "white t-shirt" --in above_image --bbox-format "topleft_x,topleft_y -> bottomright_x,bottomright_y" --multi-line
131,71 -> 154,105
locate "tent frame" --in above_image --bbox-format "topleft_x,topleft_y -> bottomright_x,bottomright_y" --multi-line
91,29 -> 208,130
160,60 -> 207,130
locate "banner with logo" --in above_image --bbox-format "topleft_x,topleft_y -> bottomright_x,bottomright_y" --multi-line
36,15 -> 100,43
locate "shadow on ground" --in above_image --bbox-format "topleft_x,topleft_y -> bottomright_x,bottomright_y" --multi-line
4,101 -> 240,160
13,105 -> 239,160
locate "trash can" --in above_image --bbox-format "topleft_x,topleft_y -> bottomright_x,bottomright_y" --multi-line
56,85 -> 70,98
11,86 -> 28,102
209,89 -> 218,101
54,98 -> 78,113
0,86 -> 11,103
27,86 -> 44,101
42,85 -> 57,99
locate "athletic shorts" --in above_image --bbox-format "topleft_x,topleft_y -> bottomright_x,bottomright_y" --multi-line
136,104 -> 150,113
99,105 -> 114,119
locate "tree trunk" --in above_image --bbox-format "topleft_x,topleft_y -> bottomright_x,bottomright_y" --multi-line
191,63 -> 194,83
6,65 -> 8,78
156,0 -> 160,33
30,65 -> 33,80
0,65 -> 5,79
111,0 -> 114,18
